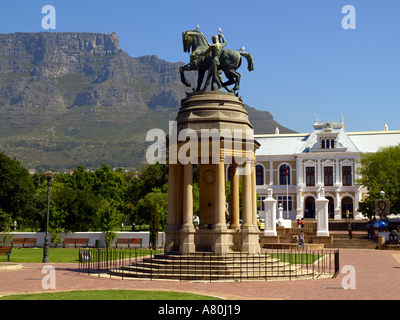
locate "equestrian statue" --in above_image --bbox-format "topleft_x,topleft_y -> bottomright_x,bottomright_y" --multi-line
180,28 -> 254,93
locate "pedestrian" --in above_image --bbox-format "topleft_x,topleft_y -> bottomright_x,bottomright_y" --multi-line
297,230 -> 305,250
297,219 -> 301,228
366,221 -> 372,239
348,222 -> 353,239
301,218 -> 305,228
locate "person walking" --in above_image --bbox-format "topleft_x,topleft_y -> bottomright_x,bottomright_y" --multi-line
301,218 -> 305,228
348,222 -> 354,239
297,230 -> 305,250
366,221 -> 372,239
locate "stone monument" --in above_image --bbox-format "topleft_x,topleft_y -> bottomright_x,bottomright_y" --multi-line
165,28 -> 259,255
263,188 -> 277,236
109,28 -> 329,280
316,187 -> 330,236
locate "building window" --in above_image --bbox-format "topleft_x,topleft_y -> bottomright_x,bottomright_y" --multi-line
321,138 -> 335,149
278,196 -> 293,211
279,164 -> 290,185
306,167 -> 315,186
256,165 -> 264,185
324,166 -> 333,186
342,166 -> 352,186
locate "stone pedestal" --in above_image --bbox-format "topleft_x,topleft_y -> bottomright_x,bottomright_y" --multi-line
263,188 -> 277,236
316,188 -> 329,236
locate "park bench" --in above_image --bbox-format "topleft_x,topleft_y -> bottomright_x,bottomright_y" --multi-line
63,238 -> 89,248
0,247 -> 12,262
22,238 -> 37,247
115,238 -> 142,248
12,238 -> 37,248
11,238 -> 24,248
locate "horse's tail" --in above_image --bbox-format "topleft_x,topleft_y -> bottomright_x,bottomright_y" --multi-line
239,52 -> 254,71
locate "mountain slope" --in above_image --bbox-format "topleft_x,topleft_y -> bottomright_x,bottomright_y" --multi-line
0,32 -> 295,171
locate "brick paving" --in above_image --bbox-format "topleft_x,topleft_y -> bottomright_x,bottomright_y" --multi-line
0,248 -> 399,300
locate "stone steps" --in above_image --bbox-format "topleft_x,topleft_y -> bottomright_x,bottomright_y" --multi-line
109,253 -> 318,281
325,233 -> 377,249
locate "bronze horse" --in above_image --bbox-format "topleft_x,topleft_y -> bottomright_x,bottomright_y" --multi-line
180,30 -> 254,93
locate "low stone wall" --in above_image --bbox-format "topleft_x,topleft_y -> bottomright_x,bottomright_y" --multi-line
260,234 -> 333,249
0,232 -> 165,248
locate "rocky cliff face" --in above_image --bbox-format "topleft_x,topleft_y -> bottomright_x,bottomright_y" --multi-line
0,32 -> 185,123
0,32 -> 293,170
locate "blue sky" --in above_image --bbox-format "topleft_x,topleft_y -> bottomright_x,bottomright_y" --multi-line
0,0 -> 399,133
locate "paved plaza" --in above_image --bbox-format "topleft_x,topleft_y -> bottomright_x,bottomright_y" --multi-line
0,248 -> 400,300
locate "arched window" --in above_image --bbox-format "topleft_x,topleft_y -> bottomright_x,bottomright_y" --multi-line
331,139 -> 335,148
279,164 -> 290,185
321,139 -> 325,148
256,165 -> 264,185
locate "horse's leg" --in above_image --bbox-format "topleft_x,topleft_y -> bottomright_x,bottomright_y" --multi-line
201,69 -> 212,91
179,64 -> 192,87
197,70 -> 206,91
230,70 -> 241,92
222,69 -> 238,92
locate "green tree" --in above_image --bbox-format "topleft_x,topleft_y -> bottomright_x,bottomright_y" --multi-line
52,186 -> 99,232
0,208 -> 13,245
136,163 -> 168,200
95,200 -> 120,247
136,190 -> 168,240
357,144 -> 400,216
0,152 -> 35,221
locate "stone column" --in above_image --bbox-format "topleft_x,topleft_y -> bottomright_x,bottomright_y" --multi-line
334,191 -> 341,220
180,162 -> 195,253
251,162 -> 258,228
182,163 -> 193,227
230,164 -> 240,229
263,188 -> 277,236
269,160 -> 273,185
241,161 -> 252,229
296,187 -> 303,219
165,163 -> 178,252
215,158 -> 226,228
167,163 -> 177,226
213,157 -> 228,254
176,164 -> 184,225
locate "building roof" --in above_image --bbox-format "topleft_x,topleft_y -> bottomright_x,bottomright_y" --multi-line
255,123 -> 400,156
347,131 -> 400,153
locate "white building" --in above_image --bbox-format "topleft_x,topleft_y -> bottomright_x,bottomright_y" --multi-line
254,120 -> 400,221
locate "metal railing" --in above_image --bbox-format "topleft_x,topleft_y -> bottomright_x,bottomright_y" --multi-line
78,247 -> 339,282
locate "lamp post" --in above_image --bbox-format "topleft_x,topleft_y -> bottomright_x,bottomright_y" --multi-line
42,170 -> 54,263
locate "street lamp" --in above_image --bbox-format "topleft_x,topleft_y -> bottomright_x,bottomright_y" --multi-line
42,170 -> 54,263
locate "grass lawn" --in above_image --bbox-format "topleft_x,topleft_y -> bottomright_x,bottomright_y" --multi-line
0,290 -> 220,300
265,251 -> 324,264
0,248 -> 162,263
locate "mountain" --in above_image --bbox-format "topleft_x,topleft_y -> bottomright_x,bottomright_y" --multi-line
0,32 -> 295,171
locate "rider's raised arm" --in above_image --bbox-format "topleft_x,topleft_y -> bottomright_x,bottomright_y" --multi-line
219,34 -> 226,47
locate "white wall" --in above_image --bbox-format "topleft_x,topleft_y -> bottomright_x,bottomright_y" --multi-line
0,232 -> 165,248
